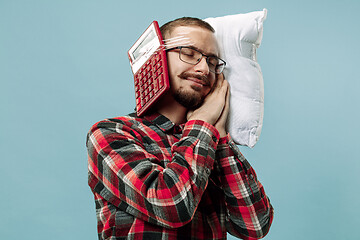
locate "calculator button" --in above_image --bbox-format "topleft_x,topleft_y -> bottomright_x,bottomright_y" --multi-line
158,75 -> 163,86
132,46 -> 169,116
154,80 -> 158,92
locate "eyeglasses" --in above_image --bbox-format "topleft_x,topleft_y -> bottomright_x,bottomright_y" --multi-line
166,46 -> 226,74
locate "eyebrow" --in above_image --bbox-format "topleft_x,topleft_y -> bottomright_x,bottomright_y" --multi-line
187,45 -> 219,58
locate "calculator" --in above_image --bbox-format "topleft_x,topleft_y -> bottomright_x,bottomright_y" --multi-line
128,21 -> 170,117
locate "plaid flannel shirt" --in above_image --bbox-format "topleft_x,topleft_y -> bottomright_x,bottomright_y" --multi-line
87,112 -> 273,240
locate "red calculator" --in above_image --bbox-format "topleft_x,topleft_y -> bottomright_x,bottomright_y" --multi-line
128,21 -> 170,117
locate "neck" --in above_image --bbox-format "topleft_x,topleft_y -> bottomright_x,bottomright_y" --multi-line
155,92 -> 187,125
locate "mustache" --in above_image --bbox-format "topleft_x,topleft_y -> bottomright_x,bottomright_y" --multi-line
177,72 -> 210,86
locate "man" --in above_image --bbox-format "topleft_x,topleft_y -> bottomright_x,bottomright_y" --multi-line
87,17 -> 273,240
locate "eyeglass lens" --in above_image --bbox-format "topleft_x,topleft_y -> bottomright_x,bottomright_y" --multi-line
179,47 -> 224,73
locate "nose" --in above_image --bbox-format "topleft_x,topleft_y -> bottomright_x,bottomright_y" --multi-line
193,56 -> 210,75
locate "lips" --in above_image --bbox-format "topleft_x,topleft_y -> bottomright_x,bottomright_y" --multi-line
178,72 -> 210,87
187,77 -> 207,86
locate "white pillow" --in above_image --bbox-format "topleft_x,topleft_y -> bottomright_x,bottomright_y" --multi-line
204,9 -> 267,147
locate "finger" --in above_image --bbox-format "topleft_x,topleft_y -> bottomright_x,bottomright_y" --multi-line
216,80 -> 229,117
215,73 -> 225,89
217,73 -> 224,83
209,73 -> 223,93
218,79 -> 229,97
223,81 -> 230,113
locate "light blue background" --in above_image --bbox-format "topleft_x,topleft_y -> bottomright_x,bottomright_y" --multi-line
1,0 -> 359,239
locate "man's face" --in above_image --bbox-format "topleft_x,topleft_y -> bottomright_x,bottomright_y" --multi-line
165,26 -> 219,109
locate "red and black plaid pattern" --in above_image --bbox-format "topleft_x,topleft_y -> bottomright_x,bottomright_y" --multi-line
87,112 -> 273,239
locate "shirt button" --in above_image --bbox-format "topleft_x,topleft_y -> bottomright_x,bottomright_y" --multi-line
205,169 -> 211,175
249,174 -> 254,180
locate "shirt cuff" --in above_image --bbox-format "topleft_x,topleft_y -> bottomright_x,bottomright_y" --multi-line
184,120 -> 220,143
217,133 -> 232,150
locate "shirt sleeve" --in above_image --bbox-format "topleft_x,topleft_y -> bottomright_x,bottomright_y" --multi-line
86,119 -> 220,229
214,134 -> 274,240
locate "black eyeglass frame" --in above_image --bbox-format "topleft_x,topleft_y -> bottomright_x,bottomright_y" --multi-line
166,46 -> 226,74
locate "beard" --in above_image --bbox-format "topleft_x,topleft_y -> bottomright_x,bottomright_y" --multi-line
173,87 -> 204,110
172,71 -> 211,110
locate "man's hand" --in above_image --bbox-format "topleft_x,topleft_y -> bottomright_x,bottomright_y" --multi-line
214,79 -> 230,138
187,74 -> 230,137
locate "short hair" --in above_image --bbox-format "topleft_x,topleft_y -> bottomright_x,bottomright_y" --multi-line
160,17 -> 215,40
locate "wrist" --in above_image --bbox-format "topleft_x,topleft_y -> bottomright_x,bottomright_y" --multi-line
218,129 -> 227,138
188,114 -> 214,125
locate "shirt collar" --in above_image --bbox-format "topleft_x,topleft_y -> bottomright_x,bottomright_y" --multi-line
143,112 -> 184,134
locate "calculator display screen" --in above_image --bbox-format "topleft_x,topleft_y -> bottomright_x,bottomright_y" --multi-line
132,31 -> 156,61
129,24 -> 161,74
